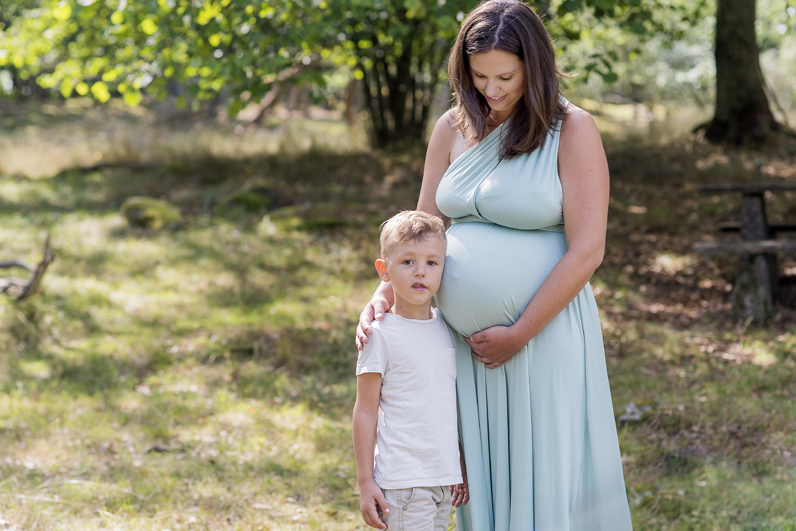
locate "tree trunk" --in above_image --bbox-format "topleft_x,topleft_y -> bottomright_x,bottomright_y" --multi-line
705,0 -> 779,144
355,16 -> 447,148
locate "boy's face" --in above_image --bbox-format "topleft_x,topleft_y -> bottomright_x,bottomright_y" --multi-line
376,235 -> 445,318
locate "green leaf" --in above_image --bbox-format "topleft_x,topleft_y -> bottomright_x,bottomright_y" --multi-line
595,0 -> 614,13
123,90 -> 143,107
140,19 -> 159,36
601,71 -> 619,83
102,69 -> 119,82
630,23 -> 646,35
59,79 -> 75,98
228,98 -> 244,116
52,4 -> 72,21
90,81 -> 111,102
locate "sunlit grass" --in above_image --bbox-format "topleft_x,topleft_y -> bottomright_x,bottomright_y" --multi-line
1,101 -> 795,529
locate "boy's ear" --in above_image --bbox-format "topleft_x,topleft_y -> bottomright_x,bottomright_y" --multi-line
375,259 -> 390,282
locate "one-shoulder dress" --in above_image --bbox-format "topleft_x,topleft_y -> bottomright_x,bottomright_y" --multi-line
435,115 -> 633,531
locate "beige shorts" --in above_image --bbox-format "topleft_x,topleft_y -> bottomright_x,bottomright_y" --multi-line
378,486 -> 451,531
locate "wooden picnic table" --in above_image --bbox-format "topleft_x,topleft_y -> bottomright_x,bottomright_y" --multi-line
694,181 -> 796,321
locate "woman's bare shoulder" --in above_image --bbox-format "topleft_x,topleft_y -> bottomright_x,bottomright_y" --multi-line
443,108 -> 458,129
560,103 -> 599,138
431,108 -> 472,164
557,101 -> 608,184
429,109 -> 464,158
433,108 -> 460,136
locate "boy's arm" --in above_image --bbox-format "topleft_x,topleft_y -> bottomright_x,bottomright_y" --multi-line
353,372 -> 390,529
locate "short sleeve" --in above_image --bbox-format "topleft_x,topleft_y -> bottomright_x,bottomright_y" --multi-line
356,328 -> 388,376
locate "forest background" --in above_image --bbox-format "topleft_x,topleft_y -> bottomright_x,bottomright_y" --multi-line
1,0 -> 796,529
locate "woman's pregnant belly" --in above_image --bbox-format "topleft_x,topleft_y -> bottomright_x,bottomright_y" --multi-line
436,221 -> 567,338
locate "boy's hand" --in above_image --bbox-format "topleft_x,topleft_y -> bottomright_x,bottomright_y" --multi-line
359,480 -> 389,529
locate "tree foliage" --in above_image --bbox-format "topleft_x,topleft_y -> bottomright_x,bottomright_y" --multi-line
1,0 -> 667,146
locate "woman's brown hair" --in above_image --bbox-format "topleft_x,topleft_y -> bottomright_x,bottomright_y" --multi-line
448,0 -> 568,159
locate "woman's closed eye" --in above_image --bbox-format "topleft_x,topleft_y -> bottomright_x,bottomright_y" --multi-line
474,74 -> 513,81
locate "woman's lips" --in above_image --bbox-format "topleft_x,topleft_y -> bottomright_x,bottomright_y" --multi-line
487,95 -> 506,103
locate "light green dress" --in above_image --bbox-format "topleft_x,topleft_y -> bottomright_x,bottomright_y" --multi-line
435,114 -> 632,531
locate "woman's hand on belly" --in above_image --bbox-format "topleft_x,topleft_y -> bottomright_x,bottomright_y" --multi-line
465,325 -> 527,369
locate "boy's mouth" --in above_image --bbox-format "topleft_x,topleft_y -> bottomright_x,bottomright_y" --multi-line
412,282 -> 427,290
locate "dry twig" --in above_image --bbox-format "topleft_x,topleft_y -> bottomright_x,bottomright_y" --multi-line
0,234 -> 54,300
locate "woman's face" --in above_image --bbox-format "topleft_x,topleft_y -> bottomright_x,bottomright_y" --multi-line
469,49 -> 525,119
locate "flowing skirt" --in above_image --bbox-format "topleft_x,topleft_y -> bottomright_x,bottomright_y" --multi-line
436,222 -> 632,531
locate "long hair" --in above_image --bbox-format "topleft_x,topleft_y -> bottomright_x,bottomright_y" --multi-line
448,0 -> 568,159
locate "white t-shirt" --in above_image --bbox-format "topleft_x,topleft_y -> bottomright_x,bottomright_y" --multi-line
356,308 -> 462,489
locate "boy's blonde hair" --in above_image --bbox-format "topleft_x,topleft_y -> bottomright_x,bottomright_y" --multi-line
379,211 -> 446,259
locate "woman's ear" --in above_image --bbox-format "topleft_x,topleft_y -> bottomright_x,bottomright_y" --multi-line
375,259 -> 390,282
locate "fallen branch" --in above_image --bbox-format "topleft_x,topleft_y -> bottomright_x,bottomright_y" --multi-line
0,234 -> 54,300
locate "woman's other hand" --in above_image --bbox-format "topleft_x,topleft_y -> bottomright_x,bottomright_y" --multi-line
451,443 -> 470,507
450,481 -> 470,507
465,325 -> 525,369
355,298 -> 391,351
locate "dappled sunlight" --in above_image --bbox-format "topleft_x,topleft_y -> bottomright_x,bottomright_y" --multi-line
651,253 -> 695,275
1,98 -> 795,529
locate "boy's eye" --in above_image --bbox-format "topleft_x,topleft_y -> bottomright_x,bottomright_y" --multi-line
402,259 -> 413,265
427,261 -> 438,266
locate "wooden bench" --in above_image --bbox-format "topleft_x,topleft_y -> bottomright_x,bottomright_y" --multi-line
695,181 -> 796,322
694,240 -> 796,254
716,222 -> 796,234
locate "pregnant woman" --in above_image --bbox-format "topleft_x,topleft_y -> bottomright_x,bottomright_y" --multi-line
357,1 -> 633,529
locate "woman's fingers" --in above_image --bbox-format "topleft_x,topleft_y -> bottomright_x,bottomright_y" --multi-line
358,303 -> 376,334
450,486 -> 462,507
471,352 -> 492,364
371,299 -> 390,320
355,303 -> 377,350
471,351 -> 505,369
356,300 -> 392,349
463,334 -> 481,347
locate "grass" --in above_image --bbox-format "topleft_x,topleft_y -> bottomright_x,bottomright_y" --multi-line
1,98 -> 796,530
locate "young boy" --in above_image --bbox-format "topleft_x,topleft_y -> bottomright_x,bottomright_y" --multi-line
353,210 -> 467,531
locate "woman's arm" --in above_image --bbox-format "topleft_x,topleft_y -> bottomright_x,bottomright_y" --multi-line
467,106 -> 609,368
416,110 -> 458,224
356,112 -> 457,349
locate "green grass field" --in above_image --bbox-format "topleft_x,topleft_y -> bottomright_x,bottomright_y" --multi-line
1,100 -> 795,530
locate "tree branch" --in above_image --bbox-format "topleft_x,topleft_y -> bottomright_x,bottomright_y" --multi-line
0,234 -> 54,300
